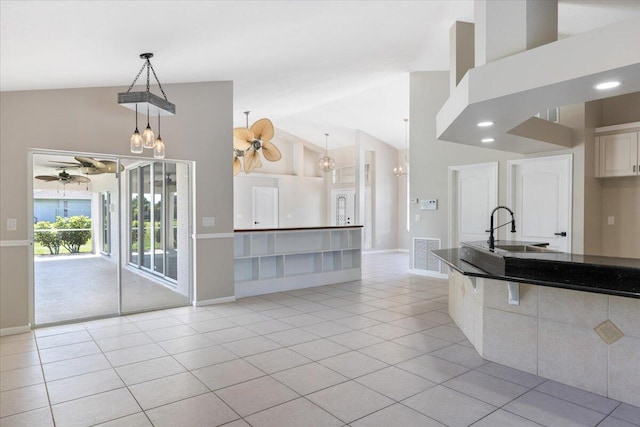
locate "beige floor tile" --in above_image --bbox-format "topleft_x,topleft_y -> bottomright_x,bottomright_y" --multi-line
94,412 -> 152,426
326,330 -> 385,350
444,370 -> 529,407
319,351 -> 388,378
156,334 -> 215,354
96,332 -> 153,352
0,340 -> 38,357
115,356 -> 186,385
42,354 -> 111,382
189,318 -> 238,333
39,341 -> 101,364
351,403 -> 445,427
471,409 -> 543,427
104,343 -> 167,367
222,336 -> 281,357
301,322 -> 352,338
86,323 -> 141,340
289,339 -> 350,361
430,343 -> 488,369
392,333 -> 450,353
47,369 -> 124,404
244,319 -> 295,335
333,315 -> 381,329
51,388 -> 141,427
132,316 -> 184,332
358,341 -> 423,365
359,324 -> 413,340
246,397 -> 343,427
172,345 -> 238,370
36,330 -> 92,349
355,366 -> 436,401
403,385 -> 496,427
1,351 -> 40,372
280,314 -> 325,328
216,376 -> 298,417
129,372 -> 209,410
272,362 -> 348,395
264,328 -> 319,346
397,354 -> 469,383
307,380 -> 393,423
204,326 -> 258,344
143,324 -> 198,342
0,407 -> 54,427
0,364 -> 44,392
0,383 -> 49,418
146,392 -> 239,427
244,348 -> 311,374
192,359 -> 265,390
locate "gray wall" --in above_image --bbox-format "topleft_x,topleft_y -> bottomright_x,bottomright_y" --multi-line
0,81 -> 233,329
409,71 -> 524,268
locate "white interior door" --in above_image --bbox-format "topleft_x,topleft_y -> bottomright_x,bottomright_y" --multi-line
252,187 -> 278,228
449,163 -> 498,247
508,155 -> 572,253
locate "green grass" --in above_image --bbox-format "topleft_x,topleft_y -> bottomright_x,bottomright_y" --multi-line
34,238 -> 93,256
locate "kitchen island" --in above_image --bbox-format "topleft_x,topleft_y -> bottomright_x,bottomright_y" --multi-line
432,242 -> 640,407
234,226 -> 362,297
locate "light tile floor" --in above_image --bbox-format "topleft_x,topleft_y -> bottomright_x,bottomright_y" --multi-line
2,252 -> 639,427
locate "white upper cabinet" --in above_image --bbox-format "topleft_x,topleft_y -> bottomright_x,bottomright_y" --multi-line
596,124 -> 640,178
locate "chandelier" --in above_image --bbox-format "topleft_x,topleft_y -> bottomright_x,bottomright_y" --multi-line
118,53 -> 175,159
318,133 -> 335,172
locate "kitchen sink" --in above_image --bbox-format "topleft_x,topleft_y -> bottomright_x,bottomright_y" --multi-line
459,241 -> 561,276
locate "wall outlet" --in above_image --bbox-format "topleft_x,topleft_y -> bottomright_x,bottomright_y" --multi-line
202,217 -> 215,227
6,218 -> 17,231
607,216 -> 615,225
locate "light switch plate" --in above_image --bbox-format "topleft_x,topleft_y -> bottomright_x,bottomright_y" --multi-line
6,218 -> 17,231
607,216 -> 615,225
202,217 -> 215,227
414,214 -> 421,222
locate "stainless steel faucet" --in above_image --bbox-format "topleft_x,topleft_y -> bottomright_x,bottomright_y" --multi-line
487,206 -> 516,250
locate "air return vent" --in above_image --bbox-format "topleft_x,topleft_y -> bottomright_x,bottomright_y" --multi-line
413,237 -> 441,273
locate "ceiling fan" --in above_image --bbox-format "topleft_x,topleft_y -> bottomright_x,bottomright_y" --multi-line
233,112 -> 282,175
50,156 -> 124,175
35,170 -> 91,184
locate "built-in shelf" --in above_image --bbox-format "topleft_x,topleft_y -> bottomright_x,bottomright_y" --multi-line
233,226 -> 362,297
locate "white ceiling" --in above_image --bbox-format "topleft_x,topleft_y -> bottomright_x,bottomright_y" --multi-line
2,1 -> 640,149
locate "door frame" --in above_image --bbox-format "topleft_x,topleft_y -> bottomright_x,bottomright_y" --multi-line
506,154 -> 573,253
28,149 -> 195,327
448,162 -> 499,249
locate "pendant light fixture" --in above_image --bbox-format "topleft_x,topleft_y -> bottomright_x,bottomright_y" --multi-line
154,112 -> 166,159
130,104 -> 143,154
394,118 -> 409,177
119,53 -> 175,155
318,133 -> 335,172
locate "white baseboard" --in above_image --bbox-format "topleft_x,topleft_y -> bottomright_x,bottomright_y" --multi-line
363,248 -> 409,254
0,324 -> 32,336
195,296 -> 236,306
408,269 -> 448,281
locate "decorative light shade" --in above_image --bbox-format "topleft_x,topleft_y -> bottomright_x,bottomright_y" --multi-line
120,53 -> 174,155
153,137 -> 165,159
394,118 -> 409,177
318,133 -> 335,172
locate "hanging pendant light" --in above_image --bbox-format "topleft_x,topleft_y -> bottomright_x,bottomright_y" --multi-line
318,133 -> 335,172
142,105 -> 155,148
394,118 -> 409,177
119,53 -> 175,155
154,112 -> 165,159
130,104 -> 143,153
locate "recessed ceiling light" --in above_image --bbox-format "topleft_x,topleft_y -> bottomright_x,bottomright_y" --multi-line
481,138 -> 495,143
477,121 -> 494,127
595,81 -> 621,90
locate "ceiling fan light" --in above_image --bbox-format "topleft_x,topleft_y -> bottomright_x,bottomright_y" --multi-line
130,129 -> 143,153
153,136 -> 165,159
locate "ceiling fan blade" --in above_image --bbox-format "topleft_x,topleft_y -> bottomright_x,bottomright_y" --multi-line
35,175 -> 60,182
50,161 -> 81,166
233,157 -> 242,176
97,160 -> 124,173
69,175 -> 91,183
55,165 -> 81,170
233,128 -> 253,150
75,156 -> 106,169
250,118 -> 274,141
82,168 -> 106,175
261,140 -> 282,162
244,150 -> 262,174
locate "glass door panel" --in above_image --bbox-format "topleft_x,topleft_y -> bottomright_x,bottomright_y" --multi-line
141,165 -> 151,270
153,162 -> 164,275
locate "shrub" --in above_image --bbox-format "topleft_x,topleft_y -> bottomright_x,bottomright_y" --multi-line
34,221 -> 60,255
56,215 -> 92,253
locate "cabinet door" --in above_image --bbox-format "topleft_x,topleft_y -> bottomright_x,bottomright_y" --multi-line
598,132 -> 639,177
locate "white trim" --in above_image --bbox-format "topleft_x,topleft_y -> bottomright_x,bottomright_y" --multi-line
193,233 -> 234,240
195,296 -> 236,306
362,248 -> 407,255
0,240 -> 30,247
0,324 -> 32,336
595,121 -> 640,134
408,269 -> 448,281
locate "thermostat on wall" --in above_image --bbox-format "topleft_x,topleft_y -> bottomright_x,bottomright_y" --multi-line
420,199 -> 438,210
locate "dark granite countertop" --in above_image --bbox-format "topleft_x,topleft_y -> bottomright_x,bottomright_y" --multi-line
432,242 -> 640,299
235,225 -> 363,233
